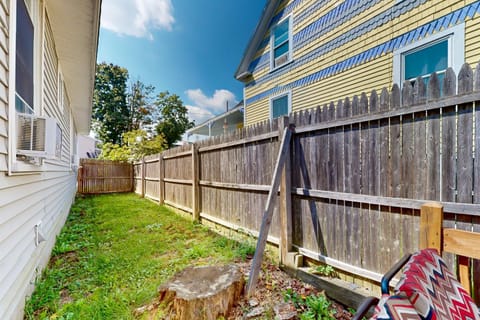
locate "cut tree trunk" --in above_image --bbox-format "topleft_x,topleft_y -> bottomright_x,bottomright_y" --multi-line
158,264 -> 244,320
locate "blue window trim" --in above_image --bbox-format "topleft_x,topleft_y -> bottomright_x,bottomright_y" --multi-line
244,1 -> 478,106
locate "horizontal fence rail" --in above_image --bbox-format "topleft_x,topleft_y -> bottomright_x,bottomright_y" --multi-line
132,62 -> 480,301
77,159 -> 133,194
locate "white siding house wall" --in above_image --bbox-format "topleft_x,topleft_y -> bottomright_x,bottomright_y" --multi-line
0,0 -> 99,318
0,0 -> 8,171
0,173 -> 76,319
42,11 -> 72,170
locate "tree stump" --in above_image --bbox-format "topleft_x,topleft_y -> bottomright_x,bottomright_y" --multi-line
158,265 -> 244,320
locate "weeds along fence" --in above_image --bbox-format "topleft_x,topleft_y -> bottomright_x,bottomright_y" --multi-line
134,63 -> 480,297
78,159 -> 133,194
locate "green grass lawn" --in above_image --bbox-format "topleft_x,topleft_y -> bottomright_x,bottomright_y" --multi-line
25,193 -> 255,319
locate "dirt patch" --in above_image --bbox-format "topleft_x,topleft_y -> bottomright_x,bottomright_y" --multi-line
138,259 -> 354,319
60,289 -> 74,306
227,261 -> 353,319
49,250 -> 79,267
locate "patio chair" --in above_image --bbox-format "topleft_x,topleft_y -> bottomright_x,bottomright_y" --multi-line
353,248 -> 480,319
353,202 -> 480,320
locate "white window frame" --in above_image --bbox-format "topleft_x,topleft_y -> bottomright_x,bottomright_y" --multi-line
270,15 -> 293,71
270,91 -> 292,120
8,0 -> 45,174
393,23 -> 465,88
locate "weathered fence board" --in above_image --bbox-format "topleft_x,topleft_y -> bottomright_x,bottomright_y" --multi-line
78,159 -> 132,194
132,62 -> 480,295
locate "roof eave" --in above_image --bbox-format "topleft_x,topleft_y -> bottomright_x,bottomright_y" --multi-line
234,0 -> 281,81
187,103 -> 244,134
236,71 -> 252,81
46,0 -> 102,135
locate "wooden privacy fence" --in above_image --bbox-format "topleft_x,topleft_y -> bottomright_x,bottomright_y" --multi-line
134,63 -> 480,300
78,159 -> 133,194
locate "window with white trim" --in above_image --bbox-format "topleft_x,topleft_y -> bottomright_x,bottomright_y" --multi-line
270,92 -> 291,119
15,0 -> 34,115
270,16 -> 292,70
393,23 -> 464,93
8,0 -> 63,172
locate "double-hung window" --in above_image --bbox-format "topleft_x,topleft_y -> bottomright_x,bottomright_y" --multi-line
15,0 -> 34,114
270,17 -> 292,70
270,92 -> 291,119
393,23 -> 464,94
8,0 -> 41,172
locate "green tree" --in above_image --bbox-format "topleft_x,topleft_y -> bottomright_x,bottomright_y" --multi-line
127,80 -> 156,133
99,129 -> 167,162
92,62 -> 130,144
154,91 -> 194,147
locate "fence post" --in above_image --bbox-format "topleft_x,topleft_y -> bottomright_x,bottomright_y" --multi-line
279,116 -> 294,265
192,144 -> 200,221
159,153 -> 164,205
247,122 -> 294,296
77,162 -> 83,194
419,202 -> 443,252
129,162 -> 134,192
141,156 -> 146,198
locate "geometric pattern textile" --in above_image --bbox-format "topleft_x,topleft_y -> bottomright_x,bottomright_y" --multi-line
395,249 -> 480,320
371,294 -> 421,320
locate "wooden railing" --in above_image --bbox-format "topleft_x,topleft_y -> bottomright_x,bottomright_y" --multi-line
420,202 -> 480,298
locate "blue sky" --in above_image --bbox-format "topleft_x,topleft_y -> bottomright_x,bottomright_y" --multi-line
97,0 -> 266,125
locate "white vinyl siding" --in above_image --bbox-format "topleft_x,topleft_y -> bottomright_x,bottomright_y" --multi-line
42,13 -> 68,167
0,172 -> 76,319
0,0 -> 9,171
0,1 -> 83,319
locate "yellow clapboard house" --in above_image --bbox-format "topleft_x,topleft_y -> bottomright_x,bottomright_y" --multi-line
235,0 -> 480,126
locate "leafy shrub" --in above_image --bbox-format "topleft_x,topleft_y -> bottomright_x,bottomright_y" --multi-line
284,290 -> 336,320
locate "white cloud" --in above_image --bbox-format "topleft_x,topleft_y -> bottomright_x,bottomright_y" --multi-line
186,105 -> 215,126
101,0 -> 175,39
186,89 -> 238,115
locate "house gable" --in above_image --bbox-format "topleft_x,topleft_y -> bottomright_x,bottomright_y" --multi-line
237,0 -> 480,126
235,0 -> 281,81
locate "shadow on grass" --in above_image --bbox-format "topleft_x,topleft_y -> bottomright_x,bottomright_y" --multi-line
24,193 -> 256,320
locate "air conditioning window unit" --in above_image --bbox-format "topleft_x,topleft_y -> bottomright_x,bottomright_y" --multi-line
274,53 -> 289,68
16,113 -> 62,159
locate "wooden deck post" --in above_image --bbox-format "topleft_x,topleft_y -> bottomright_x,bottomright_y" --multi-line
192,144 -> 200,221
420,202 -> 480,295
419,202 -> 443,252
279,116 -> 293,264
